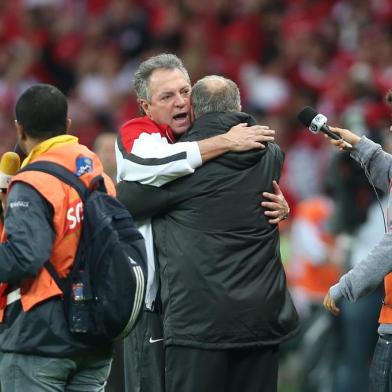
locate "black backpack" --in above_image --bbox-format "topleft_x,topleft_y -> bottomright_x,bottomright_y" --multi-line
20,161 -> 147,342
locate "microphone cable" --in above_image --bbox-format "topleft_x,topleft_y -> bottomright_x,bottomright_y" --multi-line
358,156 -> 388,234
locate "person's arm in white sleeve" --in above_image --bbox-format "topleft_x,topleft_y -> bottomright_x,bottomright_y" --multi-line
116,132 -> 201,187
116,122 -> 275,187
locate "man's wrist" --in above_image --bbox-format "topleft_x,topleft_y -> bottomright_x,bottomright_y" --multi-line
197,134 -> 231,164
351,135 -> 361,146
281,205 -> 290,221
329,283 -> 343,303
217,133 -> 234,152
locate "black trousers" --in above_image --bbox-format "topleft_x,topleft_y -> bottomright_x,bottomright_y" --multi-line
106,310 -> 165,392
165,344 -> 279,392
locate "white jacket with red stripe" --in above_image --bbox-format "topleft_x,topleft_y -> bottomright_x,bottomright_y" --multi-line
115,116 -> 202,309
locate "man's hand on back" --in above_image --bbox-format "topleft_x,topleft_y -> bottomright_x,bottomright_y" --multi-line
197,123 -> 275,163
224,123 -> 275,151
262,181 -> 290,224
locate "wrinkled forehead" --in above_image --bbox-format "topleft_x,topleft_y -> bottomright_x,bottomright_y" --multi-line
148,68 -> 191,98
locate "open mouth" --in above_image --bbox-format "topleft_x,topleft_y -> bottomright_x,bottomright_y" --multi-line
173,112 -> 188,121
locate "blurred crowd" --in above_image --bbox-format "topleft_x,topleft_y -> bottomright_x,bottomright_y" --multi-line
1,0 -> 392,207
1,0 -> 392,390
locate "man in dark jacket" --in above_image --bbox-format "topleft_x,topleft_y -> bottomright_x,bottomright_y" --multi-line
117,75 -> 299,392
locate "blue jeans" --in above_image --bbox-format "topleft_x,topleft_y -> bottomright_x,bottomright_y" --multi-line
334,289 -> 382,392
0,352 -> 112,392
369,335 -> 392,392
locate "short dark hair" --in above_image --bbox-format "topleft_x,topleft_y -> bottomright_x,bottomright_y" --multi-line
15,84 -> 68,139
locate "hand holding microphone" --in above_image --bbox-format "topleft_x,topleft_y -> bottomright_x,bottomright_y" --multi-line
0,152 -> 21,191
326,126 -> 361,150
0,151 -> 21,221
297,106 -> 360,150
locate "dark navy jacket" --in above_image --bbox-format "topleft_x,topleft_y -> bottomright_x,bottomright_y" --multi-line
118,111 -> 299,349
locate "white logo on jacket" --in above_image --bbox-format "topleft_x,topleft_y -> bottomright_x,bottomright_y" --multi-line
9,201 -> 29,208
67,201 -> 84,229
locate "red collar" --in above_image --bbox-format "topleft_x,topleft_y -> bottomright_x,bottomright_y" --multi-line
119,116 -> 177,153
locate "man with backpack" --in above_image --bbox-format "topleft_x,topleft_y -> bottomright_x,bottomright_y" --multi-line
0,84 -> 147,391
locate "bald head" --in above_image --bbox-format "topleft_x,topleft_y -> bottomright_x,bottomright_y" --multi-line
191,75 -> 241,119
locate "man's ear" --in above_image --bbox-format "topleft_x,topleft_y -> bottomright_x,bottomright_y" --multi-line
139,99 -> 150,117
66,118 -> 72,133
15,120 -> 26,141
190,107 -> 195,123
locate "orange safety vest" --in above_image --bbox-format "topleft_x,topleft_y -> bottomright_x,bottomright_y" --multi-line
379,184 -> 392,323
380,274 -> 392,323
0,143 -> 115,321
288,197 -> 341,302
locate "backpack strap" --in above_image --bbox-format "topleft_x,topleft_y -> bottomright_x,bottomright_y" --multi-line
19,161 -> 89,201
18,161 -> 90,290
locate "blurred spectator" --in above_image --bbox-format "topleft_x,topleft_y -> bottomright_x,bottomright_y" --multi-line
287,196 -> 341,317
283,195 -> 341,392
93,132 -> 117,182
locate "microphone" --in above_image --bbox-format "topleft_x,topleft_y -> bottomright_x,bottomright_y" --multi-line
297,106 -> 352,149
0,152 -> 21,190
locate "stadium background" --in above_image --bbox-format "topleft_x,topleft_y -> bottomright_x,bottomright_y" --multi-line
1,0 -> 392,391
